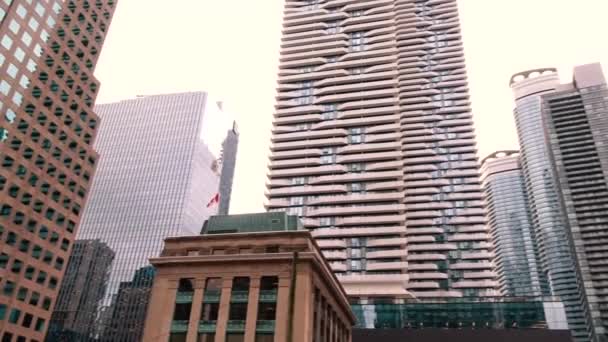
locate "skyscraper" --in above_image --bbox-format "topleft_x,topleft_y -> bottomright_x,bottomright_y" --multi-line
47,240 -> 114,341
75,92 -> 238,340
510,68 -> 592,341
542,63 -> 608,341
266,0 -> 496,299
0,0 -> 116,340
480,151 -> 548,297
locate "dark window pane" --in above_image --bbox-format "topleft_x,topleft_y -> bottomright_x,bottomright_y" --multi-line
172,303 -> 192,321
169,333 -> 187,342
201,303 -> 219,321
198,333 -> 215,342
226,334 -> 245,342
232,277 -> 250,292
178,278 -> 194,292
255,334 -> 274,342
229,303 -> 248,321
260,277 -> 278,291
257,303 -> 276,321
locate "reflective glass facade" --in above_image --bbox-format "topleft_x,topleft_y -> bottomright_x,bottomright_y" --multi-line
511,70 -> 591,341
75,92 -> 238,340
543,63 -> 608,341
481,151 -> 549,297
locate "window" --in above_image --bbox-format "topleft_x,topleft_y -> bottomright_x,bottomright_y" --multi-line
172,303 -> 192,321
8,308 -> 20,324
178,278 -> 194,293
21,313 -> 33,328
257,302 -> 276,320
226,334 -> 245,342
3,281 -> 15,296
35,318 -> 45,331
0,304 -> 5,320
201,302 -> 219,322
198,333 -> 215,342
169,334 -> 187,342
1,36 -> 12,50
255,334 -> 274,342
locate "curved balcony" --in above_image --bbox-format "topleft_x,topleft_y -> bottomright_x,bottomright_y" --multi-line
312,226 -> 406,238
309,170 -> 402,184
408,243 -> 457,252
367,237 -> 408,247
367,249 -> 408,259
316,239 -> 347,249
336,214 -> 405,226
270,184 -> 347,197
268,164 -> 346,178
307,204 -> 405,217
367,261 -> 408,271
409,272 -> 448,280
407,253 -> 447,261
307,192 -> 405,205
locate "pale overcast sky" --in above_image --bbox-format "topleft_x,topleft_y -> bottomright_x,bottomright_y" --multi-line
94,0 -> 608,215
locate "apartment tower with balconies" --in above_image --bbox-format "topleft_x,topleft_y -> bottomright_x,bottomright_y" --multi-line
266,0 -> 496,300
0,1 -> 116,340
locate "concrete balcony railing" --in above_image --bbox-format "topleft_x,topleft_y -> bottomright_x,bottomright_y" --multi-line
408,243 -> 457,252
367,237 -> 408,247
312,226 -> 406,238
366,261 -> 408,271
336,214 -> 405,226
273,113 -> 321,125
338,142 -> 400,154
268,164 -> 346,178
329,262 -> 347,272
265,179 -> 292,188
407,253 -> 447,261
271,128 -> 347,143
274,104 -> 321,117
407,281 -> 439,289
452,280 -> 498,289
408,272 -> 448,280
367,249 -> 407,259
366,180 -> 403,191
407,263 -> 438,271
406,236 -> 435,243
367,160 -> 402,170
463,271 -> 496,279
307,191 -> 405,205
405,210 -> 443,219
450,262 -> 493,270
308,170 -> 402,184
307,204 -> 405,217
269,158 -> 321,169
265,199 -> 290,209
270,148 -> 323,160
461,252 -> 494,260
366,132 -> 400,143
337,150 -> 401,164
271,137 -> 348,151
316,239 -> 346,249
448,216 -> 485,225
322,250 -> 348,260
448,233 -> 488,242
269,184 -> 347,196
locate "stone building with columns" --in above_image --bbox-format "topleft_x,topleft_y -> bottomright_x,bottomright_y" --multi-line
142,213 -> 355,342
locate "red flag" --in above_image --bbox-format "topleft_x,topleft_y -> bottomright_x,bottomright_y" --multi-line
206,193 -> 220,208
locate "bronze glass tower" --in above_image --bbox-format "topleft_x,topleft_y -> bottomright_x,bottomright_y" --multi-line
0,0 -> 116,340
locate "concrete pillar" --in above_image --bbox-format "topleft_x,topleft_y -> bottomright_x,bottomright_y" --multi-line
293,266 -> 313,342
143,277 -> 178,341
314,290 -> 322,342
186,278 -> 206,342
274,277 -> 291,342
215,277 -> 233,342
244,277 -> 261,342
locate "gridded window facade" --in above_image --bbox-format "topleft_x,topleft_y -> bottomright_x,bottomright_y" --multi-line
0,0 -> 117,340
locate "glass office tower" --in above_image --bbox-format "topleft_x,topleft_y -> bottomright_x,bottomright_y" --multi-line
76,92 -> 238,340
542,63 -> 608,342
481,151 -> 548,297
510,69 -> 591,342
266,0 -> 496,299
0,0 -> 116,340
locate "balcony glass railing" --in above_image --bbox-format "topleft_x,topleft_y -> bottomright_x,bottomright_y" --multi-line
227,320 -> 246,332
176,292 -> 194,303
198,320 -> 217,333
259,290 -> 278,302
256,320 -> 276,333
203,290 -> 221,303
231,290 -> 249,302
171,320 -> 189,333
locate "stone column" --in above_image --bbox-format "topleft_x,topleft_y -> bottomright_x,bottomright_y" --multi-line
186,278 -> 206,342
274,277 -> 291,342
244,277 -> 261,342
142,277 -> 178,341
215,277 -> 233,342
293,266 -> 313,342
